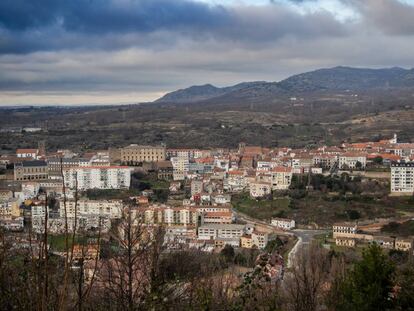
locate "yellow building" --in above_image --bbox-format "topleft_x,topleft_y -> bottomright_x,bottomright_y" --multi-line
335,237 -> 356,247
120,144 -> 166,164
395,238 -> 413,252
240,235 -> 253,248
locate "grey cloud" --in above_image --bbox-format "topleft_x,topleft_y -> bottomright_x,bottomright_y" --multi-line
346,0 -> 414,35
0,0 -> 347,54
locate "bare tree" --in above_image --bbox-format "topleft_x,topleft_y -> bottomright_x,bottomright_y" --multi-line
283,244 -> 331,311
89,204 -> 165,311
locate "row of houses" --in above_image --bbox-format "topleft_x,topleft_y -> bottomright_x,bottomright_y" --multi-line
332,223 -> 413,252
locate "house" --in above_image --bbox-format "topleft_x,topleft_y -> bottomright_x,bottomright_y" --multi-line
249,181 -> 272,198
138,196 -> 149,205
0,199 -> 20,220
271,218 -> 295,230
313,154 -> 338,169
252,230 -> 269,249
16,149 -> 39,159
47,157 -> 80,175
211,193 -> 231,205
0,217 -> 24,231
201,211 -> 232,224
332,223 -> 357,239
155,161 -> 174,180
395,238 -> 413,252
215,238 -> 240,248
372,236 -> 395,249
240,234 -> 253,248
71,243 -> 100,261
226,170 -> 247,191
0,190 -> 13,202
338,153 -> 367,169
335,237 -> 356,247
270,167 -> 292,190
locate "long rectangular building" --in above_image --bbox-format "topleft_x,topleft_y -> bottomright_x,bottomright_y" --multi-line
120,144 -> 166,164
63,166 -> 131,190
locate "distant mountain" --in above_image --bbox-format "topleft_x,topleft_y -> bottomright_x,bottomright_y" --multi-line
154,66 -> 414,103
155,81 -> 266,103
277,66 -> 414,92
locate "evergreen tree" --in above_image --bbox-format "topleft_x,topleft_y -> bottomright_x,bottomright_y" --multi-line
336,244 -> 395,311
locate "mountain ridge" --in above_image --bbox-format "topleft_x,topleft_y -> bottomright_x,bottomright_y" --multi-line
155,66 -> 414,104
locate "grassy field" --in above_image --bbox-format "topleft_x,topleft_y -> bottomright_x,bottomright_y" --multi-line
232,193 -> 291,221
48,234 -> 92,252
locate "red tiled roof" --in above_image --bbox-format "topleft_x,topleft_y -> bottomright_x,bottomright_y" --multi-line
16,149 -> 38,153
271,166 -> 292,173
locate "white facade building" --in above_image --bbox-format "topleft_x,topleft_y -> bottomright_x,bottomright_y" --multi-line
339,153 -> 367,169
271,218 -> 295,230
198,224 -> 245,240
391,162 -> 414,195
59,199 -> 123,219
270,167 -> 293,190
63,166 -> 131,190
171,156 -> 189,181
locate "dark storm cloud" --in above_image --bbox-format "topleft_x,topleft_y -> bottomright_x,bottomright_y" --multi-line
2,0 -> 414,105
0,0 -> 346,54
0,0 -> 227,33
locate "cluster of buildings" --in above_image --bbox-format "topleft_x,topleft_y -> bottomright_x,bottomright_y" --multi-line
332,222 -> 413,253
1,133 -> 414,251
132,202 -> 270,251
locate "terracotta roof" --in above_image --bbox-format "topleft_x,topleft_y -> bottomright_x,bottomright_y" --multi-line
271,166 -> 292,173
204,212 -> 232,217
16,149 -> 38,153
340,152 -> 367,157
228,170 -> 244,176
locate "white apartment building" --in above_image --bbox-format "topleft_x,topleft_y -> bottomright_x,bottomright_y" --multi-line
16,148 -> 39,159
226,170 -> 247,191
166,148 -> 204,159
32,214 -> 111,234
63,166 -> 131,190
270,167 -> 293,190
271,217 -> 295,230
338,153 -> 367,169
252,231 -> 269,249
313,154 -> 338,169
198,224 -> 246,240
59,199 -> 123,219
391,162 -> 414,195
171,156 -> 189,181
142,205 -> 198,226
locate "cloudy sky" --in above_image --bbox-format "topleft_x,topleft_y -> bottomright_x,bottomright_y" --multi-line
1,0 -> 414,105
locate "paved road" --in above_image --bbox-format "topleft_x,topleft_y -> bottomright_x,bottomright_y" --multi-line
287,229 -> 328,268
232,208 -> 328,268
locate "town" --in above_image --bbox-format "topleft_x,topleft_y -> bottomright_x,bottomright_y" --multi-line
1,133 -> 413,265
